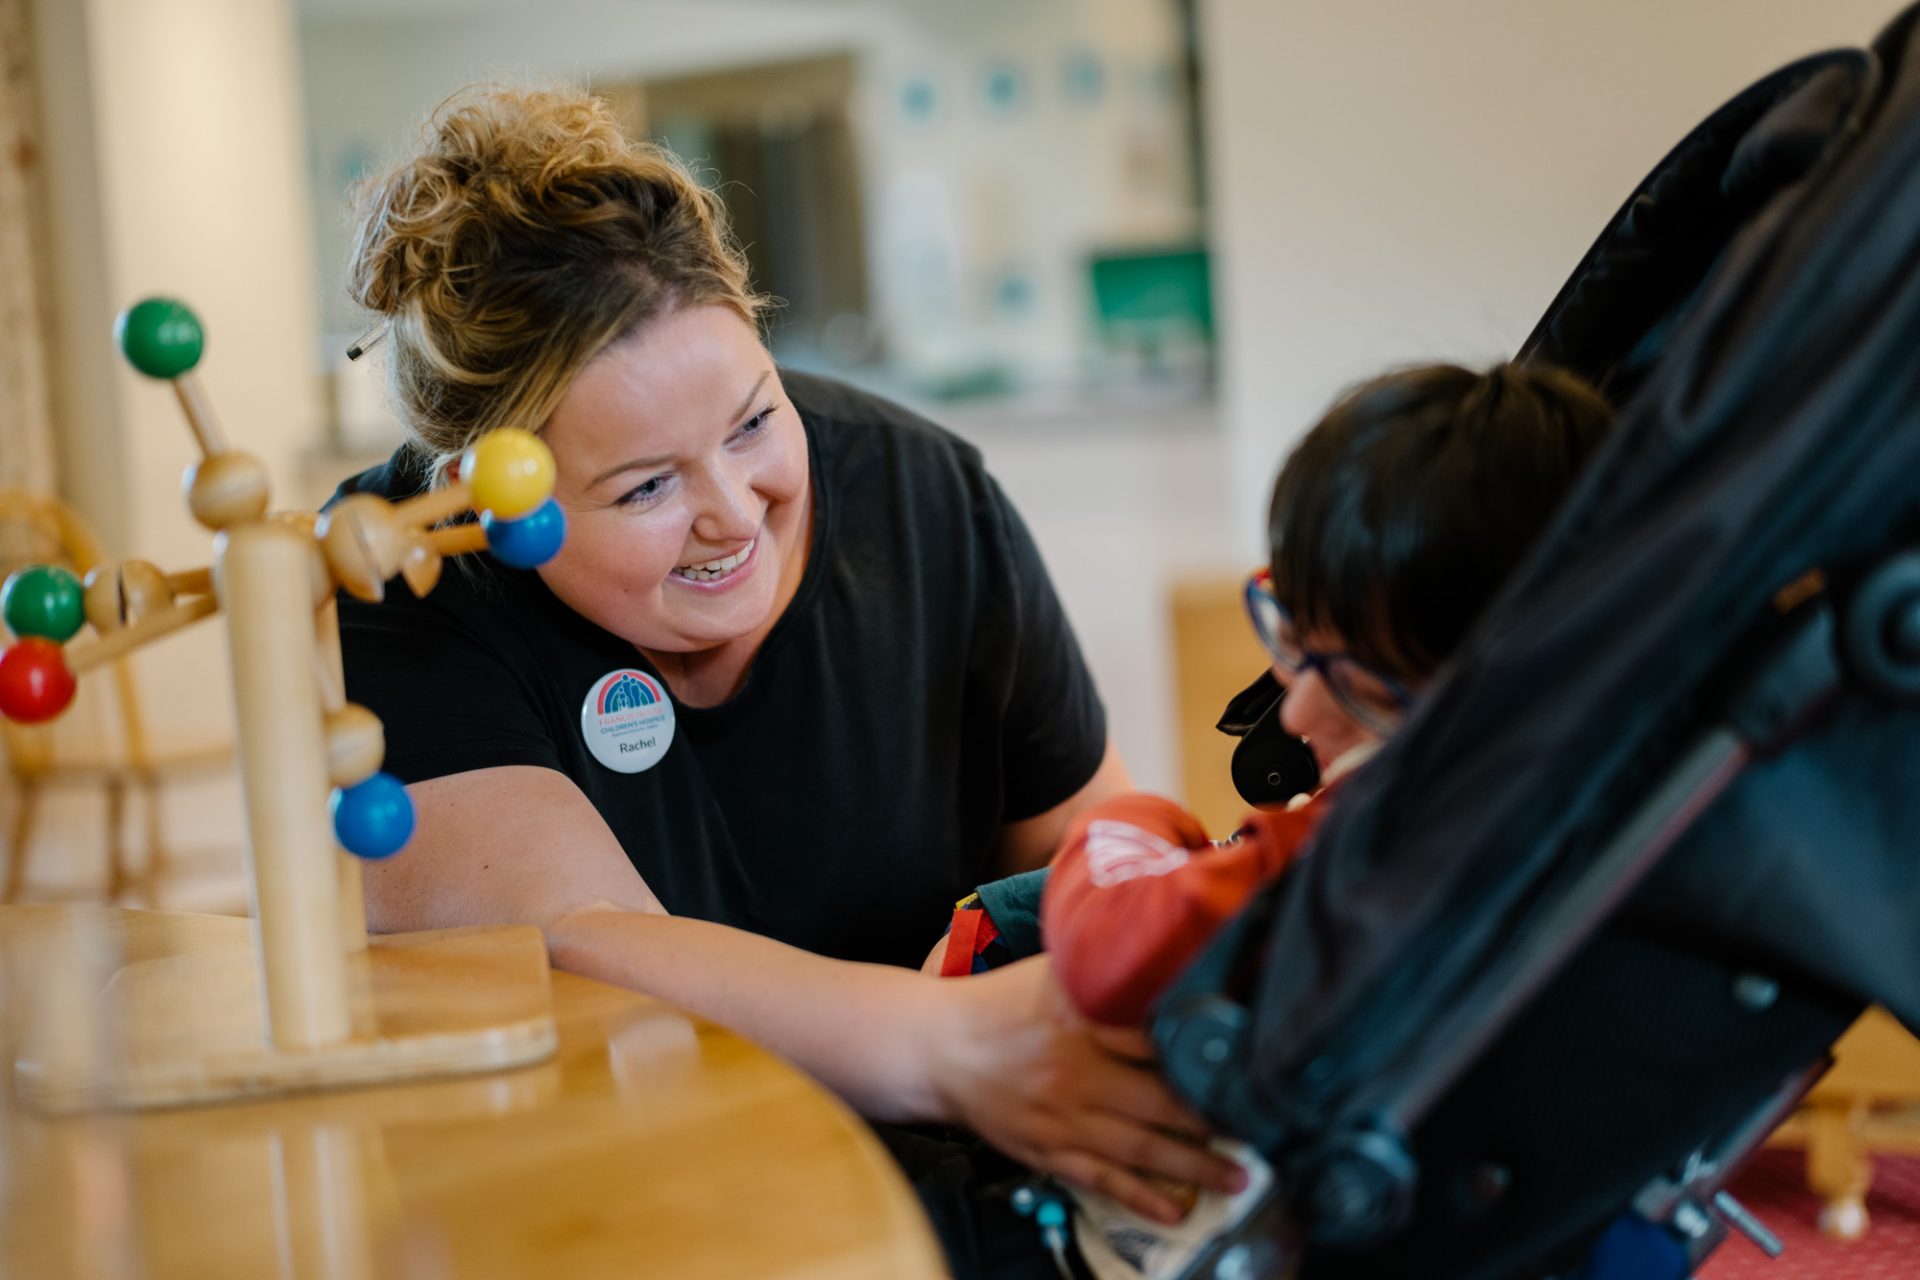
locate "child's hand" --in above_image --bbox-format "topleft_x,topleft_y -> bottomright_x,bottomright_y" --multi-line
919,934 -> 948,976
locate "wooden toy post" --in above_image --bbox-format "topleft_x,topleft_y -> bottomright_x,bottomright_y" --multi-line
0,299 -> 570,1111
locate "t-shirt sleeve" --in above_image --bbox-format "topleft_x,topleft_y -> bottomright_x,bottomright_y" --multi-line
337,593 -> 563,785
982,475 -> 1110,820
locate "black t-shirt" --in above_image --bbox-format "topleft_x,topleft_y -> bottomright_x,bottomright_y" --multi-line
331,371 -> 1107,968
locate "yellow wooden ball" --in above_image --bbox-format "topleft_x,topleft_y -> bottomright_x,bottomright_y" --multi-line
462,429 -> 554,521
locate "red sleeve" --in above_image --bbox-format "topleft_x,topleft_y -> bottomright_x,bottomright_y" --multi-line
1042,794 -> 1323,1025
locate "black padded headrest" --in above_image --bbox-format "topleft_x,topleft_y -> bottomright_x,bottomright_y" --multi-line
1520,51 -> 1871,406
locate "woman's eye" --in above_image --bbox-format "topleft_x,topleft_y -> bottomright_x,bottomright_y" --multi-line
734,403 -> 777,441
617,475 -> 670,507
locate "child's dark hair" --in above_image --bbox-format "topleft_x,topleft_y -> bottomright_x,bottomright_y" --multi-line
1268,361 -> 1612,680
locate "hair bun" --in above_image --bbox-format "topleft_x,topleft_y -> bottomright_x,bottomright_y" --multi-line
338,82 -> 761,470
346,87 -> 640,318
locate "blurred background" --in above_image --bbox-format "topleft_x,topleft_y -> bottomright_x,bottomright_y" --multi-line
0,0 -> 1902,907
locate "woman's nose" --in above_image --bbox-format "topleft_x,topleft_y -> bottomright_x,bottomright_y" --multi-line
691,464 -> 762,544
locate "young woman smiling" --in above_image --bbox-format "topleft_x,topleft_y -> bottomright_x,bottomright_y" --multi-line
329,85 -> 1241,1274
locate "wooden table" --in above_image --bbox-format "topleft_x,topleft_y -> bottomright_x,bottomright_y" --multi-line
1,905 -> 947,1279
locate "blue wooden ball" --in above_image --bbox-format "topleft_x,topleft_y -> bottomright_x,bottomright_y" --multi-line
482,497 -> 566,568
330,771 -> 415,859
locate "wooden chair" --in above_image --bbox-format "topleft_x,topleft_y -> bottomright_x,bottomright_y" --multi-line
0,489 -> 230,904
1170,574 -> 1270,835
1768,1007 -> 1920,1238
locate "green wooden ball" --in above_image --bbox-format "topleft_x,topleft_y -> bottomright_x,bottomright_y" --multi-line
116,297 -> 204,379
2,565 -> 86,643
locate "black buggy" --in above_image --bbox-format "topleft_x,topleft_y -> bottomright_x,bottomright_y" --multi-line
1152,7 -> 1920,1278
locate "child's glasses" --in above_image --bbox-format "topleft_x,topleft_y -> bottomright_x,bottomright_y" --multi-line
1243,568 -> 1414,736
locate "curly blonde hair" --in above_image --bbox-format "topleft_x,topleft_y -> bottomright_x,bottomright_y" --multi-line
348,84 -> 766,480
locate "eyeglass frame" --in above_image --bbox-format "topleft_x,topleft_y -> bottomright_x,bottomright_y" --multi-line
1242,568 -> 1414,735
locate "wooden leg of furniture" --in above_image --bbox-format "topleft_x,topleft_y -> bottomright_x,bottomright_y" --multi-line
135,774 -> 174,908
269,1124 -> 381,1279
3,780 -> 39,904
103,779 -> 129,902
1806,1101 -> 1871,1240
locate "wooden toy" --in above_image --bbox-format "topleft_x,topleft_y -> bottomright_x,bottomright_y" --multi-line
0,298 -> 570,1112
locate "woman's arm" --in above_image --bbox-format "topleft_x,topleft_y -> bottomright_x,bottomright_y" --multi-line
992,737 -> 1133,876
367,764 -> 1244,1223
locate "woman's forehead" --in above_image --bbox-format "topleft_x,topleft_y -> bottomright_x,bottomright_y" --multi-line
545,307 -> 773,467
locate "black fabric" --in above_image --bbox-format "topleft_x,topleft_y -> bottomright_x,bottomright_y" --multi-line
1297,929 -> 1859,1280
331,371 -> 1106,968
872,1124 -> 1065,1280
1518,50 -> 1872,409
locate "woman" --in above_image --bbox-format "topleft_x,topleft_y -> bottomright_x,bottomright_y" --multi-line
331,84 -> 1243,1268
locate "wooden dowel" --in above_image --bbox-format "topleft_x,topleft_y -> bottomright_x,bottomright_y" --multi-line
67,594 -> 221,675
428,523 -> 489,556
393,482 -> 474,530
316,599 -> 367,954
23,907 -> 119,1081
337,855 -> 367,956
110,655 -> 152,768
271,1125 -> 376,1280
172,372 -> 228,458
221,522 -> 350,1050
164,566 -> 214,597
315,601 -> 346,711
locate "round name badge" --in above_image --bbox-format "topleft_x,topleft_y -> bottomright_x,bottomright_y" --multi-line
580,668 -> 676,773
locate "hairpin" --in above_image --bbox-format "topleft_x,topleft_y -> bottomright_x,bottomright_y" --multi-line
346,319 -> 390,362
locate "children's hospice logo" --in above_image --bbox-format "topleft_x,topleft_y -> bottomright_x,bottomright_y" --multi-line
599,671 -> 662,712
581,668 -> 675,773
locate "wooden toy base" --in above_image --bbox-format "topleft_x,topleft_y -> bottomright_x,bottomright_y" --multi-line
14,923 -> 556,1113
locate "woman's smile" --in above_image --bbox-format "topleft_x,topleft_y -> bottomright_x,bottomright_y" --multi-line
669,535 -> 759,590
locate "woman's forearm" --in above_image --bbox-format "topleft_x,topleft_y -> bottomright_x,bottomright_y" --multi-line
550,905 -> 1251,1225
545,906 -> 945,1121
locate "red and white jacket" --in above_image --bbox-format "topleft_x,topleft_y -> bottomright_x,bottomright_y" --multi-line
1041,744 -> 1376,1026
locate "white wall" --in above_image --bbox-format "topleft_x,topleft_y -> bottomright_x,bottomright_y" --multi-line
1200,0 -> 1905,552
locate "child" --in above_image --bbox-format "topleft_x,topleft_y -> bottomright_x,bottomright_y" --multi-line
1043,360 -> 1613,1026
929,360 -> 1613,1277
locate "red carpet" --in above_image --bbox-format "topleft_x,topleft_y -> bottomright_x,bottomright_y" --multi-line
1696,1148 -> 1920,1280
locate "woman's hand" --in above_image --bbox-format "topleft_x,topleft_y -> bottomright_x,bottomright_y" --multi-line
922,954 -> 1246,1224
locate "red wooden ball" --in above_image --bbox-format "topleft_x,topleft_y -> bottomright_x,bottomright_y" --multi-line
0,637 -> 76,723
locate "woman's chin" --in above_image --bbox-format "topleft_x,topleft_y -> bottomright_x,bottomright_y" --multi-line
656,596 -> 778,654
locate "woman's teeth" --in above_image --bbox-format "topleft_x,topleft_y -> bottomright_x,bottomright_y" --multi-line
672,540 -> 754,582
